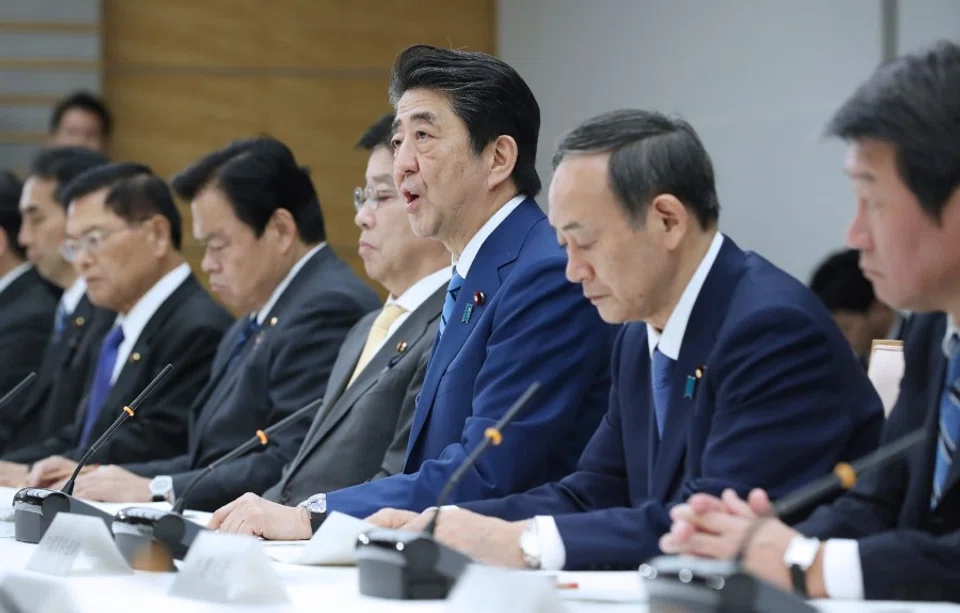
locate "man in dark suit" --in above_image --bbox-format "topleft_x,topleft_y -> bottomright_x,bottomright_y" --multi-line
208,45 -> 617,539
0,171 -> 60,409
0,162 -> 232,486
70,137 -> 380,511
256,114 -> 451,506
366,110 -> 883,572
0,147 -> 112,454
661,41 -> 960,602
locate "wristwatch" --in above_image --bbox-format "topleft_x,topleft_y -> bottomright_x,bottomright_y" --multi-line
519,518 -> 542,569
149,475 -> 174,503
784,536 -> 820,597
298,493 -> 328,532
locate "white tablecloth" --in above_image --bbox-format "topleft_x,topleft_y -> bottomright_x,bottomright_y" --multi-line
1,487 -> 956,612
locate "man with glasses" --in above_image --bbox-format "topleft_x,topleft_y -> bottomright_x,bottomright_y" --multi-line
67,137 -> 379,511
0,162 -> 232,487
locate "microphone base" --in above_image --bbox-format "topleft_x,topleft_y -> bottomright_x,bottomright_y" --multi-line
355,529 -> 471,600
111,507 -> 206,569
641,556 -> 816,613
12,488 -> 113,544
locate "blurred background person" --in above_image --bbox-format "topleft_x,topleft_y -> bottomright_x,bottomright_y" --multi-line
49,91 -> 112,153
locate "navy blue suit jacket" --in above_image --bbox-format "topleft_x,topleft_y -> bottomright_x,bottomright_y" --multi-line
324,198 -> 617,518
797,312 -> 960,602
465,237 -> 884,569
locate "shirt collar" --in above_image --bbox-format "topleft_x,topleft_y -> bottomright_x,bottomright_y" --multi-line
114,262 -> 191,340
61,277 -> 87,314
388,266 -> 453,313
453,194 -> 527,278
255,243 -> 326,325
0,263 -> 32,296
647,232 -> 725,359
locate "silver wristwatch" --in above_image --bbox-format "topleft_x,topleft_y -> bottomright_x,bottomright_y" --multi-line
519,518 -> 542,569
149,475 -> 174,503
784,535 -> 820,597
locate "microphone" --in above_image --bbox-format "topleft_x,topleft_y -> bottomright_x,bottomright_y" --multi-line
641,427 -> 929,613
0,373 -> 37,412
356,381 -> 541,600
111,396 -> 323,570
12,364 -> 174,545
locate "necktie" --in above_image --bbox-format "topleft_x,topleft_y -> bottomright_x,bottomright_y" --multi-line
224,315 -> 261,373
52,301 -> 69,343
931,333 -> 960,507
651,347 -> 675,438
438,271 -> 464,338
347,304 -> 408,387
79,325 -> 125,447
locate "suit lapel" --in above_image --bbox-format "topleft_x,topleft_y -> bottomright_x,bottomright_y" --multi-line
650,237 -> 745,501
405,200 -> 543,456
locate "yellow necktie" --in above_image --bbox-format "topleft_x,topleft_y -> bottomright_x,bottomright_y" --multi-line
347,304 -> 407,387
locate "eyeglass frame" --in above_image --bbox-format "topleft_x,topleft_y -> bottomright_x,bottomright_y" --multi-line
59,218 -> 149,263
353,185 -> 400,213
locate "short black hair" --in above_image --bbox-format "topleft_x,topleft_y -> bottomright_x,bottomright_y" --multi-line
29,146 -> 110,207
826,40 -> 960,222
810,249 -> 876,313
171,137 -> 326,243
0,171 -> 25,259
389,44 -> 541,197
356,113 -> 395,151
61,162 -> 182,250
50,91 -> 113,138
553,109 -> 720,229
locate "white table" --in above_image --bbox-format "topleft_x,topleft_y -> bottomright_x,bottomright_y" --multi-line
1,488 -> 956,612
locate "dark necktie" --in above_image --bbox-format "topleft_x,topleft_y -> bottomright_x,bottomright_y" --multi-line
438,271 -> 464,339
79,325 -> 125,447
52,301 -> 69,343
651,347 -> 675,438
224,315 -> 261,373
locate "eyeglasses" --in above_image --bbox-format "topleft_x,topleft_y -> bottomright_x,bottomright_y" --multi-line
59,223 -> 142,263
353,186 -> 398,213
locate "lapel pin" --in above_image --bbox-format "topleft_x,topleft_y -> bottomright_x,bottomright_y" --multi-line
269,316 -> 279,327
462,303 -> 474,324
130,352 -> 141,364
684,365 -> 706,399
396,341 -> 408,354
473,291 -> 485,306
75,316 -> 85,327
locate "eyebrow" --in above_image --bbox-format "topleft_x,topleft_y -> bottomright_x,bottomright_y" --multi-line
368,174 -> 395,186
392,111 -> 440,133
560,221 -> 583,232
847,170 -> 876,182
19,203 -> 39,214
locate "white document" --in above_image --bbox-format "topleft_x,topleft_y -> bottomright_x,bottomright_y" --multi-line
0,573 -> 76,613
446,565 -> 567,613
170,531 -> 289,605
265,511 -> 374,566
25,513 -> 132,577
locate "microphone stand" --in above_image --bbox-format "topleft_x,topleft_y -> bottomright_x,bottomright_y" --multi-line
0,373 -> 37,412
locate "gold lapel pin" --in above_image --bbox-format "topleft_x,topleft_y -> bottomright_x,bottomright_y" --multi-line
130,352 -> 141,364
269,316 -> 279,327
75,316 -> 85,326
396,341 -> 408,353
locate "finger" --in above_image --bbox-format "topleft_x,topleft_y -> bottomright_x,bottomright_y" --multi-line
208,498 -> 242,529
748,489 -> 773,515
670,519 -> 697,542
722,489 -> 757,519
220,510 -> 244,534
669,503 -> 694,522
687,493 -> 727,515
683,531 -> 737,559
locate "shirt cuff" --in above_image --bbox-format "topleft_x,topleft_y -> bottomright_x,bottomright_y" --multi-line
535,515 -> 566,571
822,539 -> 864,600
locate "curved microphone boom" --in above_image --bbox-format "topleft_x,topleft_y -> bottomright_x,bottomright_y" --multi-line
0,373 -> 37,412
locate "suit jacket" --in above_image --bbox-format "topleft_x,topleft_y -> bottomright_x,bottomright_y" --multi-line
0,295 -> 114,454
124,247 -> 380,511
324,198 -> 618,518
797,312 -> 960,602
464,237 -> 884,570
0,267 -> 59,410
3,274 -> 233,466
264,284 -> 445,506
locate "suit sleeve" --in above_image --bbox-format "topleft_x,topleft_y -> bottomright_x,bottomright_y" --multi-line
123,453 -> 193,478
169,294 -> 361,510
1,400 -> 85,463
0,313 -> 52,449
553,306 -> 883,569
857,529 -> 960,601
371,346 -> 431,481
324,257 -> 614,518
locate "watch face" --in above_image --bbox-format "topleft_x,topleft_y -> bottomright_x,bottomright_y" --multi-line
785,537 -> 819,568
150,476 -> 173,496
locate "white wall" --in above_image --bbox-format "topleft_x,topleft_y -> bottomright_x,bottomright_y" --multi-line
497,0 -> 950,280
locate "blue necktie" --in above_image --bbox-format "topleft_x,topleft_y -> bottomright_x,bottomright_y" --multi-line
438,271 -> 464,338
52,301 -> 69,343
79,325 -> 125,447
224,315 -> 261,372
931,333 -> 960,507
651,347 -> 674,438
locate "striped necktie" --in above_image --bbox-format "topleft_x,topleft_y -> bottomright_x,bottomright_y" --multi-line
437,271 -> 464,338
932,332 -> 960,507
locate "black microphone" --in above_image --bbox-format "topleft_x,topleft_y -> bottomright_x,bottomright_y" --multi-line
0,373 -> 37,412
12,364 -> 174,545
356,381 -> 541,600
111,396 -> 323,569
641,427 -> 929,613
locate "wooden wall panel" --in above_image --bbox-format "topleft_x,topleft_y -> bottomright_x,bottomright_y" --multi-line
102,0 -> 495,304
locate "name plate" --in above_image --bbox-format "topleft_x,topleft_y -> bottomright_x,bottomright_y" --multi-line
0,574 -> 75,613
265,511 -> 374,566
169,531 -> 289,605
447,566 -> 566,613
25,513 -> 131,577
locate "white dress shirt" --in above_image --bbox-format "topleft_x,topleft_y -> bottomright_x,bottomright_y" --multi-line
453,194 -> 527,277
60,277 -> 86,315
823,315 -> 960,599
255,243 -> 326,325
535,231 -> 725,571
0,262 -> 32,296
110,263 -> 191,383
370,266 -> 452,356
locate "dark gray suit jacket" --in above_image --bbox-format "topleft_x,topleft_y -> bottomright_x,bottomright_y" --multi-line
264,283 -> 444,506
125,246 -> 380,511
0,267 -> 59,408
